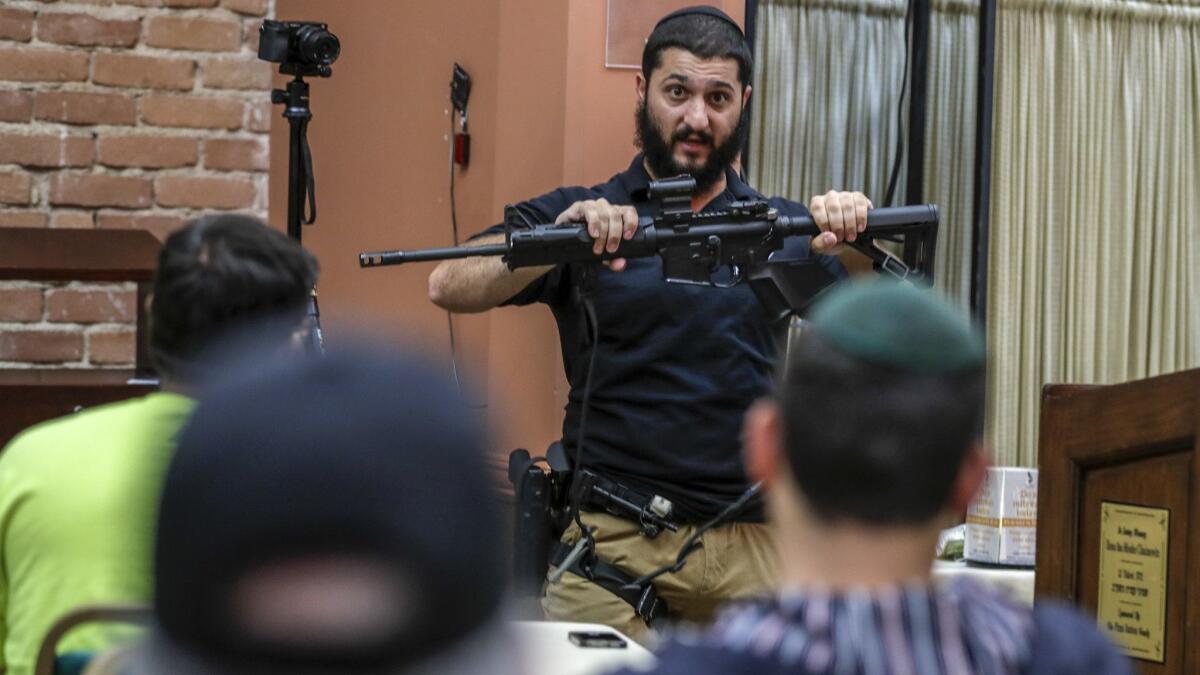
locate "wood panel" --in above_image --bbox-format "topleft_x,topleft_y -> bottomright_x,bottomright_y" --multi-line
0,228 -> 160,282
0,370 -> 157,449
0,227 -> 160,374
0,225 -> 162,449
1036,369 -> 1199,674
1078,452 -> 1191,672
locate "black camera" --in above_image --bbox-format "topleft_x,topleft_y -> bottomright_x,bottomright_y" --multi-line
258,20 -> 340,77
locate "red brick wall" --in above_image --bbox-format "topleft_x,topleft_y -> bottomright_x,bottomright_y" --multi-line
0,0 -> 274,369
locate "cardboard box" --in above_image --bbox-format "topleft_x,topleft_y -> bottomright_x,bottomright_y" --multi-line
964,467 -> 1038,566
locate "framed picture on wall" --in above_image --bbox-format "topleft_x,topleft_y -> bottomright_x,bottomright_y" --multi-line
605,0 -> 698,69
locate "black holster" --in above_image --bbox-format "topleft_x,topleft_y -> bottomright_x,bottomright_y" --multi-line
508,447 -> 571,597
508,448 -> 674,626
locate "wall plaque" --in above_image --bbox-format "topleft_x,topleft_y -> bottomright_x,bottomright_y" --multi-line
1097,501 -> 1169,663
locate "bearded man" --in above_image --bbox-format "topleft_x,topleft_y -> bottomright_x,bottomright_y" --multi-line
428,6 -> 871,641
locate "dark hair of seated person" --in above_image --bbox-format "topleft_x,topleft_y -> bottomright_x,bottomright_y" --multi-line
148,214 -> 318,383
777,332 -> 986,525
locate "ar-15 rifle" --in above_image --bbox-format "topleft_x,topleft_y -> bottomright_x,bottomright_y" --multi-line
359,175 -> 939,319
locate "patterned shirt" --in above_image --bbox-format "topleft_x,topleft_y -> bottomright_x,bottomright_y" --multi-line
619,580 -> 1133,675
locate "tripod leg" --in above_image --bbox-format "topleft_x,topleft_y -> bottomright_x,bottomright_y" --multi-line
305,288 -> 324,354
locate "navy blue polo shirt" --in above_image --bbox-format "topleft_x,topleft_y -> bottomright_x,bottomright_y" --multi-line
477,155 -> 844,521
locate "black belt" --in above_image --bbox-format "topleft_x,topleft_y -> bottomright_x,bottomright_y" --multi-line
550,540 -> 668,626
573,469 -> 680,538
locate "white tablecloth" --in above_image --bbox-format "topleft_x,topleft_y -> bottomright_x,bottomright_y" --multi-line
513,621 -> 657,675
932,559 -> 1036,605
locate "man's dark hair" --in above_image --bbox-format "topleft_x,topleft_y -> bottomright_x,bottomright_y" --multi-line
642,10 -> 753,88
777,332 -> 985,525
149,214 -> 317,381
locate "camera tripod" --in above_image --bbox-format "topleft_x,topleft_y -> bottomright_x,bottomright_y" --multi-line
259,20 -> 339,353
272,69 -> 325,353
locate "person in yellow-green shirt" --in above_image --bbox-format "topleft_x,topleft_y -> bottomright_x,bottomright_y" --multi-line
0,214 -> 318,675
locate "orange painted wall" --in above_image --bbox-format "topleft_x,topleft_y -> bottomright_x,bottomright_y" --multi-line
270,1 -> 744,476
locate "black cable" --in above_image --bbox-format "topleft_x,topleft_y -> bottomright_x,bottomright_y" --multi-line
568,295 -> 601,556
552,246 -> 759,600
883,0 -> 914,207
445,108 -> 465,394
559,257 -> 760,593
624,482 -> 763,589
449,109 -> 462,245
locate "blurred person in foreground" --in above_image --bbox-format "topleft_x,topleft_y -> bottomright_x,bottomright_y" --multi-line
0,215 -> 317,675
117,346 -> 513,675
617,282 -> 1132,675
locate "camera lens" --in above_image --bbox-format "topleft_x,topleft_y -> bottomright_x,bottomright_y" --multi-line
296,25 -> 340,66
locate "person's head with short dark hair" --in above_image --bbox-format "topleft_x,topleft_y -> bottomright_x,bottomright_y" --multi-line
634,283 -> 1132,675
743,281 -> 989,588
149,214 -> 317,385
777,313 -> 985,526
635,7 -> 754,192
130,346 -> 509,675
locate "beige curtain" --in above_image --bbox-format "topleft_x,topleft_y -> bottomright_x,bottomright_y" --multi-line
987,0 -> 1200,465
749,0 -> 980,307
753,0 -> 1200,467
924,0 -> 978,303
749,0 -> 907,200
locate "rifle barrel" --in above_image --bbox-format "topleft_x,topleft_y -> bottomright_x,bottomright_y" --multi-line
359,243 -> 509,268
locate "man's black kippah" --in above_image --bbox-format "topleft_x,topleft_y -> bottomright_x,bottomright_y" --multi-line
653,5 -> 744,37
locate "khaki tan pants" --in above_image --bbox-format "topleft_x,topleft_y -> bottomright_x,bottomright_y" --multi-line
541,510 -> 776,644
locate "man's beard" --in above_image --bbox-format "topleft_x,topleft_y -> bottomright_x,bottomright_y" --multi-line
635,99 -> 749,193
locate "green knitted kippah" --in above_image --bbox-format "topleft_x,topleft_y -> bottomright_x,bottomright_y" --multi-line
808,281 -> 985,375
